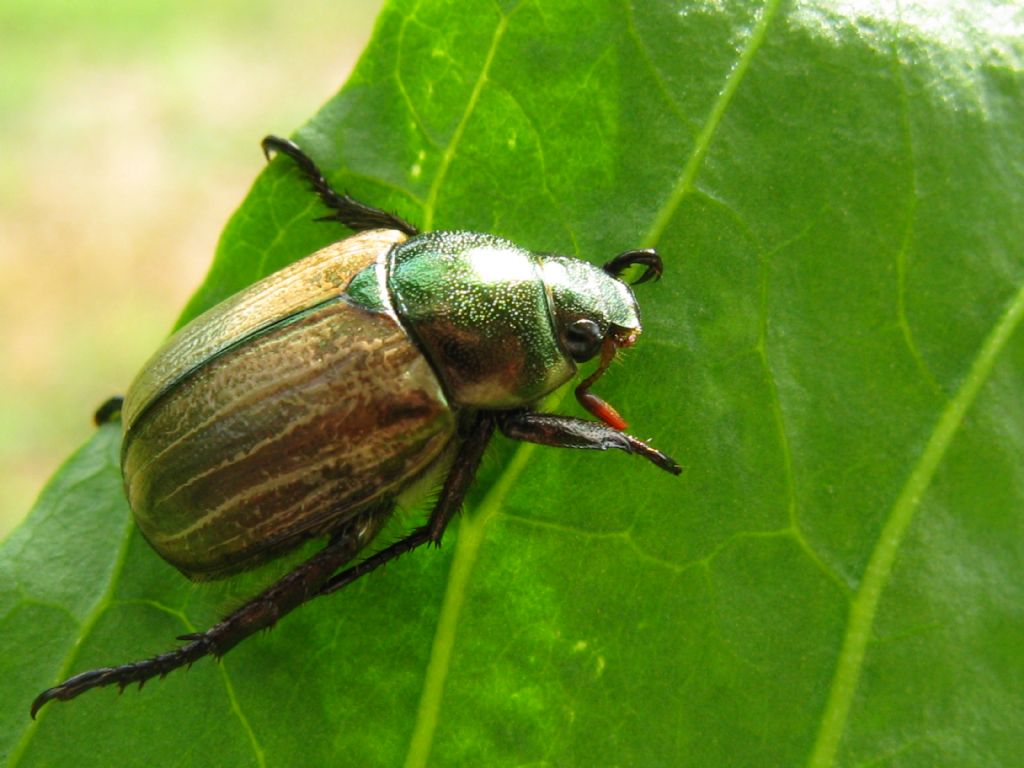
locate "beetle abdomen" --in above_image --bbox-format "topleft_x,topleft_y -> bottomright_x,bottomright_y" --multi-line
120,232 -> 455,580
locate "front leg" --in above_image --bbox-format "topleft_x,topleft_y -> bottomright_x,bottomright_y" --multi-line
497,411 -> 681,475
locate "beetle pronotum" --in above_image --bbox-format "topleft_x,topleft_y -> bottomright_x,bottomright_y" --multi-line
31,136 -> 679,716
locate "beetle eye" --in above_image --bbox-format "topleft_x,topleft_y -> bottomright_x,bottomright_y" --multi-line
564,319 -> 603,362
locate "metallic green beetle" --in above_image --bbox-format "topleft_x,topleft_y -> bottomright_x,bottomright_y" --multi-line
32,136 -> 679,716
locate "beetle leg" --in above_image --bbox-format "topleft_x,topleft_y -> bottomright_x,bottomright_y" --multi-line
317,413 -> 496,597
30,416 -> 495,716
93,395 -> 124,426
30,509 -> 387,717
497,411 -> 682,476
261,135 -> 419,237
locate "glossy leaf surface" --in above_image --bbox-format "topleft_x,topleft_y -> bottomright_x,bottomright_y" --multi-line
4,1 -> 1023,766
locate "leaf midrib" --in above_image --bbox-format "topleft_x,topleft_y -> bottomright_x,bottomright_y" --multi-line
399,1 -> 782,764
399,10 -> 511,767
806,271 -> 1024,768
8,490 -> 134,767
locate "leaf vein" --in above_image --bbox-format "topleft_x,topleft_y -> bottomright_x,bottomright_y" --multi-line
393,14 -> 439,149
400,14 -> 511,767
402,443 -> 533,768
494,82 -> 578,251
115,599 -> 266,766
891,5 -> 942,397
403,6 -> 781,758
8,515 -> 133,767
756,241 -> 848,594
806,273 -> 1024,768
500,512 -> 687,573
624,0 -> 691,130
420,10 -> 509,231
642,0 -> 781,248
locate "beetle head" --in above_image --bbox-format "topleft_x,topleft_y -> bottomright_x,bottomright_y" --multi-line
541,249 -> 662,430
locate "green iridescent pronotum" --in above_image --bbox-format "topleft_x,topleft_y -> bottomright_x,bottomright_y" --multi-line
31,135 -> 680,717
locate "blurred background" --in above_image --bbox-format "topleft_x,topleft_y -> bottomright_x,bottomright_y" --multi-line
0,0 -> 384,538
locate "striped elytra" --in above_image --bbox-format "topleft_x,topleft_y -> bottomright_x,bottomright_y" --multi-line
121,230 -> 455,580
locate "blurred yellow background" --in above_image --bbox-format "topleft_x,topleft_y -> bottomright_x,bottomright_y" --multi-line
0,0 -> 384,538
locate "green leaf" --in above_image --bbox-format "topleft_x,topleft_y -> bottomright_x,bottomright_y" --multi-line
4,1 -> 1023,765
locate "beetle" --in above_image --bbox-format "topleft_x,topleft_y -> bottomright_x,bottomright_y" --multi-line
31,135 -> 680,716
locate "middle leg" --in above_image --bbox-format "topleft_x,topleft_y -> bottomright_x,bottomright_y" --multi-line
318,413 -> 497,597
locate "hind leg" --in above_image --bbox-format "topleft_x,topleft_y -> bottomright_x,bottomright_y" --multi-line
31,508 -> 388,717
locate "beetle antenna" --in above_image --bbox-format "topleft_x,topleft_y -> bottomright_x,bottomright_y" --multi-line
261,135 -> 419,237
602,249 -> 663,285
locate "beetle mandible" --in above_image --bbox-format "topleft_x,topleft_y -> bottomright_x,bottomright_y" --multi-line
31,135 -> 680,716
